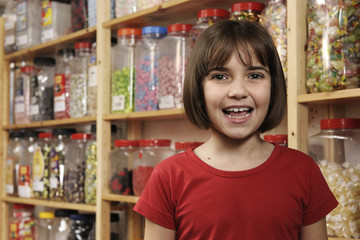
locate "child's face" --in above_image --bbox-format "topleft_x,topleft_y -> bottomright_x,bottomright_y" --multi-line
203,49 -> 271,140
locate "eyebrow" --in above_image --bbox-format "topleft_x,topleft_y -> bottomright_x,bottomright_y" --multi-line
207,65 -> 270,74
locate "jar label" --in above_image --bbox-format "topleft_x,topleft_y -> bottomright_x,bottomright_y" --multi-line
5,35 -> 15,46
88,66 -> 97,87
42,0 -> 53,27
5,157 -> 14,194
159,95 -> 175,109
19,165 -> 31,186
33,146 -> 44,181
16,34 -> 28,46
16,1 -> 27,32
112,95 -> 125,111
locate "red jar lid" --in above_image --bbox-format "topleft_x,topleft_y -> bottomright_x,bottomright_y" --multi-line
231,2 -> 266,12
39,132 -> 53,139
71,133 -> 92,140
13,204 -> 34,210
198,8 -> 230,18
114,139 -> 140,147
74,42 -> 91,49
168,23 -> 193,33
175,141 -> 203,150
21,66 -> 35,73
139,139 -> 171,147
321,118 -> 360,129
264,134 -> 288,144
118,28 -> 142,36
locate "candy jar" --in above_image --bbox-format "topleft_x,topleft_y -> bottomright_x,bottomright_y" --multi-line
64,133 -> 91,203
109,139 -> 139,195
230,2 -> 265,22
30,57 -> 56,122
263,134 -> 288,147
306,0 -> 360,93
37,211 -> 55,240
115,0 -> 137,18
85,128 -> 97,205
53,209 -> 78,240
135,26 -> 167,111
69,42 -> 91,118
32,132 -> 53,199
9,204 -> 36,240
189,8 -> 230,48
71,0 -> 88,32
158,23 -> 193,109
6,131 -> 24,196
54,48 -> 75,119
261,0 -> 287,81
87,0 -> 97,27
111,28 -> 141,113
133,139 -> 173,196
4,0 -> 18,53
87,42 -> 97,116
14,66 -> 34,124
68,214 -> 95,240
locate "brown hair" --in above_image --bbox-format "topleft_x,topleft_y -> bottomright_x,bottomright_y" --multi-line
183,20 -> 286,133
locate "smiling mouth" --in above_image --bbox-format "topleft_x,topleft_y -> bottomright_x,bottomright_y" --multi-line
223,107 -> 253,119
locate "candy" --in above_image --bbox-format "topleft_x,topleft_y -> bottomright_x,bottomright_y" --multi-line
85,141 -> 97,205
132,165 -> 154,196
69,73 -> 87,118
71,0 -> 87,32
111,67 -> 135,113
115,0 -> 137,18
109,168 -> 132,195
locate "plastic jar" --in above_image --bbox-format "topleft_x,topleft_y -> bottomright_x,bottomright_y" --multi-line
309,118 -> 360,238
135,26 -> 167,112
9,204 -> 36,240
6,131 -> 24,196
15,0 -> 42,50
85,130 -> 97,205
30,57 -> 56,122
68,214 -> 95,240
41,0 -> 71,43
261,0 -> 287,81
71,0 -> 87,32
115,0 -> 137,18
109,140 -> 139,195
4,0 -> 18,53
175,141 -> 203,154
50,128 -> 75,201
189,8 -> 230,48
33,132 -> 53,199
111,28 -> 141,113
87,42 -> 97,116
15,66 -> 34,124
263,134 -> 288,147
64,133 -> 91,203
54,48 -> 75,119
137,0 -> 162,11
158,23 -> 193,110
18,131 -> 38,198
133,139 -> 173,196
306,1 -> 360,93
53,209 -> 78,240
69,42 -> 91,118
37,211 -> 55,239
230,2 -> 265,22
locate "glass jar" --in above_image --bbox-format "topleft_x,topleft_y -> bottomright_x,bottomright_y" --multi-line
115,0 -> 137,18
71,0 -> 87,32
189,8 -> 230,48
87,42 -> 97,116
261,0 -> 287,81
64,133 -> 91,203
263,134 -> 288,147
135,26 -> 167,112
9,204 -> 36,240
111,28 -> 141,113
33,132 -> 53,199
6,131 -> 24,196
69,42 -> 91,118
68,214 -> 95,240
15,0 -> 42,50
53,209 -> 78,240
309,118 -> 360,238
50,128 -> 75,201
15,66 -> 34,124
85,130 -> 97,205
18,131 -> 38,198
158,23 -> 193,110
230,2 -> 265,22
87,0 -> 97,27
30,57 -> 56,122
54,48 -> 75,119
306,0 -> 360,93
37,211 -> 55,240
4,0 -> 18,54
174,141 -> 203,154
133,139 -> 173,196
109,140 -> 139,195
41,0 -> 71,43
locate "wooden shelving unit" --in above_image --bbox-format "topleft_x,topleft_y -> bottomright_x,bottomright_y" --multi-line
0,0 -> 358,239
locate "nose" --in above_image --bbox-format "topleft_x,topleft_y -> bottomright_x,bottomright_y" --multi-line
228,79 -> 248,99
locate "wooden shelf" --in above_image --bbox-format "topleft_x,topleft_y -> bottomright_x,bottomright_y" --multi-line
298,88 -> 360,104
3,196 -> 96,212
103,108 -> 186,121
102,194 -> 139,204
329,238 -> 358,240
3,116 -> 96,130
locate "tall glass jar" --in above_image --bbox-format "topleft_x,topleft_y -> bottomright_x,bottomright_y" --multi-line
85,129 -> 97,205
6,131 -> 24,196
87,42 -> 97,116
306,0 -> 360,93
30,57 -> 56,122
135,26 -> 167,112
15,0 -> 42,50
54,48 -> 75,119
4,0 -> 18,53
109,139 -> 139,195
15,66 -> 34,124
111,28 -> 141,113
158,23 -> 193,109
71,0 -> 88,32
33,132 -> 53,199
64,133 -> 91,203
37,211 -> 55,240
69,42 -> 91,118
133,139 -> 173,196
87,0 -> 96,27
189,8 -> 230,48
230,2 -> 265,22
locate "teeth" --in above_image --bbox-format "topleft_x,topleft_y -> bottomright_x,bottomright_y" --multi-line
227,107 -> 250,112
225,112 -> 251,118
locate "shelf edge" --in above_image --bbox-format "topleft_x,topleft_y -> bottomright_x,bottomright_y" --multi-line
298,88 -> 360,104
102,194 -> 139,204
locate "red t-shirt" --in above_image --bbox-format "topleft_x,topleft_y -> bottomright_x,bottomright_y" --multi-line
134,145 -> 338,240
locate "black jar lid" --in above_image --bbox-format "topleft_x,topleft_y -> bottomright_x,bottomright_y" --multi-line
55,209 -> 79,218
53,128 -> 76,136
34,56 -> 56,66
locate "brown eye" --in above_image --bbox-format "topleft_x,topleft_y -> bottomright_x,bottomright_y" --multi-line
211,74 -> 227,80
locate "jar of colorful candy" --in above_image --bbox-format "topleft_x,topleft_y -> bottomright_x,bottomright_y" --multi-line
230,2 -> 265,22
189,8 -> 230,48
158,23 -> 193,110
87,42 -> 97,116
9,204 -> 36,240
84,129 -> 97,205
306,0 -> 360,93
135,26 -> 167,111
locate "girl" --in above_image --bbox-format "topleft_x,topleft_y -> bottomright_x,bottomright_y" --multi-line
134,20 -> 338,240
